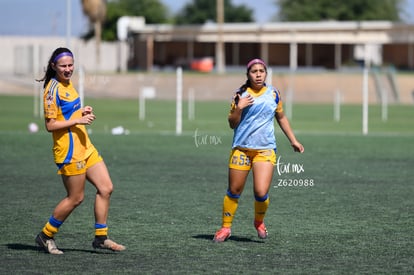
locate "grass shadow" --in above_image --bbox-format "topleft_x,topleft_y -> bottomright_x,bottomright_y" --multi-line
6,243 -> 113,254
192,234 -> 264,243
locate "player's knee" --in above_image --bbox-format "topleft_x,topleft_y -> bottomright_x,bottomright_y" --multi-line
97,183 -> 113,198
226,189 -> 241,199
69,194 -> 84,207
254,193 -> 269,202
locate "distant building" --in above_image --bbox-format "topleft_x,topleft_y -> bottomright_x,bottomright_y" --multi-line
124,18 -> 414,71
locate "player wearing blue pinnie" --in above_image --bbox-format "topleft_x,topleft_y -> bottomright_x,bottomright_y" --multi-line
213,58 -> 304,242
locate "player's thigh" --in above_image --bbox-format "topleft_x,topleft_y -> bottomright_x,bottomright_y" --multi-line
252,161 -> 274,196
228,168 -> 249,194
61,173 -> 86,198
86,161 -> 113,194
228,148 -> 251,194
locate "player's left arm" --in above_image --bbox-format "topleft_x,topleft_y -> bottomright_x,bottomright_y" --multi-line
275,111 -> 304,153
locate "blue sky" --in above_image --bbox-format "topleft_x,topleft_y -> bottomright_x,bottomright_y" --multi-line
0,0 -> 413,36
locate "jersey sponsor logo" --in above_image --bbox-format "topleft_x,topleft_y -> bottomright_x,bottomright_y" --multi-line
46,94 -> 54,105
73,101 -> 81,111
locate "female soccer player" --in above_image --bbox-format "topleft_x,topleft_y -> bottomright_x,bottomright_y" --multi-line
213,58 -> 304,242
35,47 -> 125,254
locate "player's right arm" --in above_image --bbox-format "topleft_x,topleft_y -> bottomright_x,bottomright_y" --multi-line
228,93 -> 254,129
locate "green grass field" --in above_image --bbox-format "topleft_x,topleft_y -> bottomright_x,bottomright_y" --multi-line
1,95 -> 413,274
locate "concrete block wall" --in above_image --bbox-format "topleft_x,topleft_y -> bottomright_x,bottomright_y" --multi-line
0,36 -> 128,76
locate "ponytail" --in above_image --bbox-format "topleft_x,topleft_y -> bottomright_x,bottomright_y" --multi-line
238,79 -> 250,95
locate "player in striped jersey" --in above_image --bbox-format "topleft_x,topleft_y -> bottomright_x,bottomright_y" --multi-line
35,47 -> 125,254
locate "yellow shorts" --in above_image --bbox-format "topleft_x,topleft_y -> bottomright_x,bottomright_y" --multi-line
57,148 -> 103,176
228,148 -> 276,171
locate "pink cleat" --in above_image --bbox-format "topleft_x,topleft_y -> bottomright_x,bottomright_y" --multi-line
213,227 -> 231,243
254,220 -> 268,239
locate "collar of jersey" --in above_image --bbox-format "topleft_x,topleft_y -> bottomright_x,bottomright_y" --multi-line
247,86 -> 267,97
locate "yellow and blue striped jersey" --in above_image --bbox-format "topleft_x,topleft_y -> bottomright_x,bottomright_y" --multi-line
230,85 -> 283,150
43,79 -> 95,164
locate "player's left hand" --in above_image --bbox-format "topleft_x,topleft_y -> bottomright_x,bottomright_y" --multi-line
291,141 -> 304,153
82,106 -> 93,116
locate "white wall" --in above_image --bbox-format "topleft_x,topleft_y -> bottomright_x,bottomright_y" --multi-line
0,36 -> 128,75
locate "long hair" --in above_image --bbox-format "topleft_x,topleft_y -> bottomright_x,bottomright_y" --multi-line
237,79 -> 251,94
233,79 -> 251,105
36,47 -> 73,88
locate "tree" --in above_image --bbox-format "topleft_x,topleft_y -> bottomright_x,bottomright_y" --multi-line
276,0 -> 403,22
81,0 -> 107,65
85,0 -> 169,41
175,0 -> 254,25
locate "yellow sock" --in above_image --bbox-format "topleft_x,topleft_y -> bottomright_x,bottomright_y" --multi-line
254,195 -> 270,222
42,222 -> 59,238
41,216 -> 63,238
95,223 -> 108,237
222,193 -> 239,228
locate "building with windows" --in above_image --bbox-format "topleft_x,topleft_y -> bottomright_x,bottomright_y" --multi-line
124,18 -> 414,72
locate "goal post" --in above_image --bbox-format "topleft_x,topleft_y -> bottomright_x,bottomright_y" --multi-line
176,67 -> 183,135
